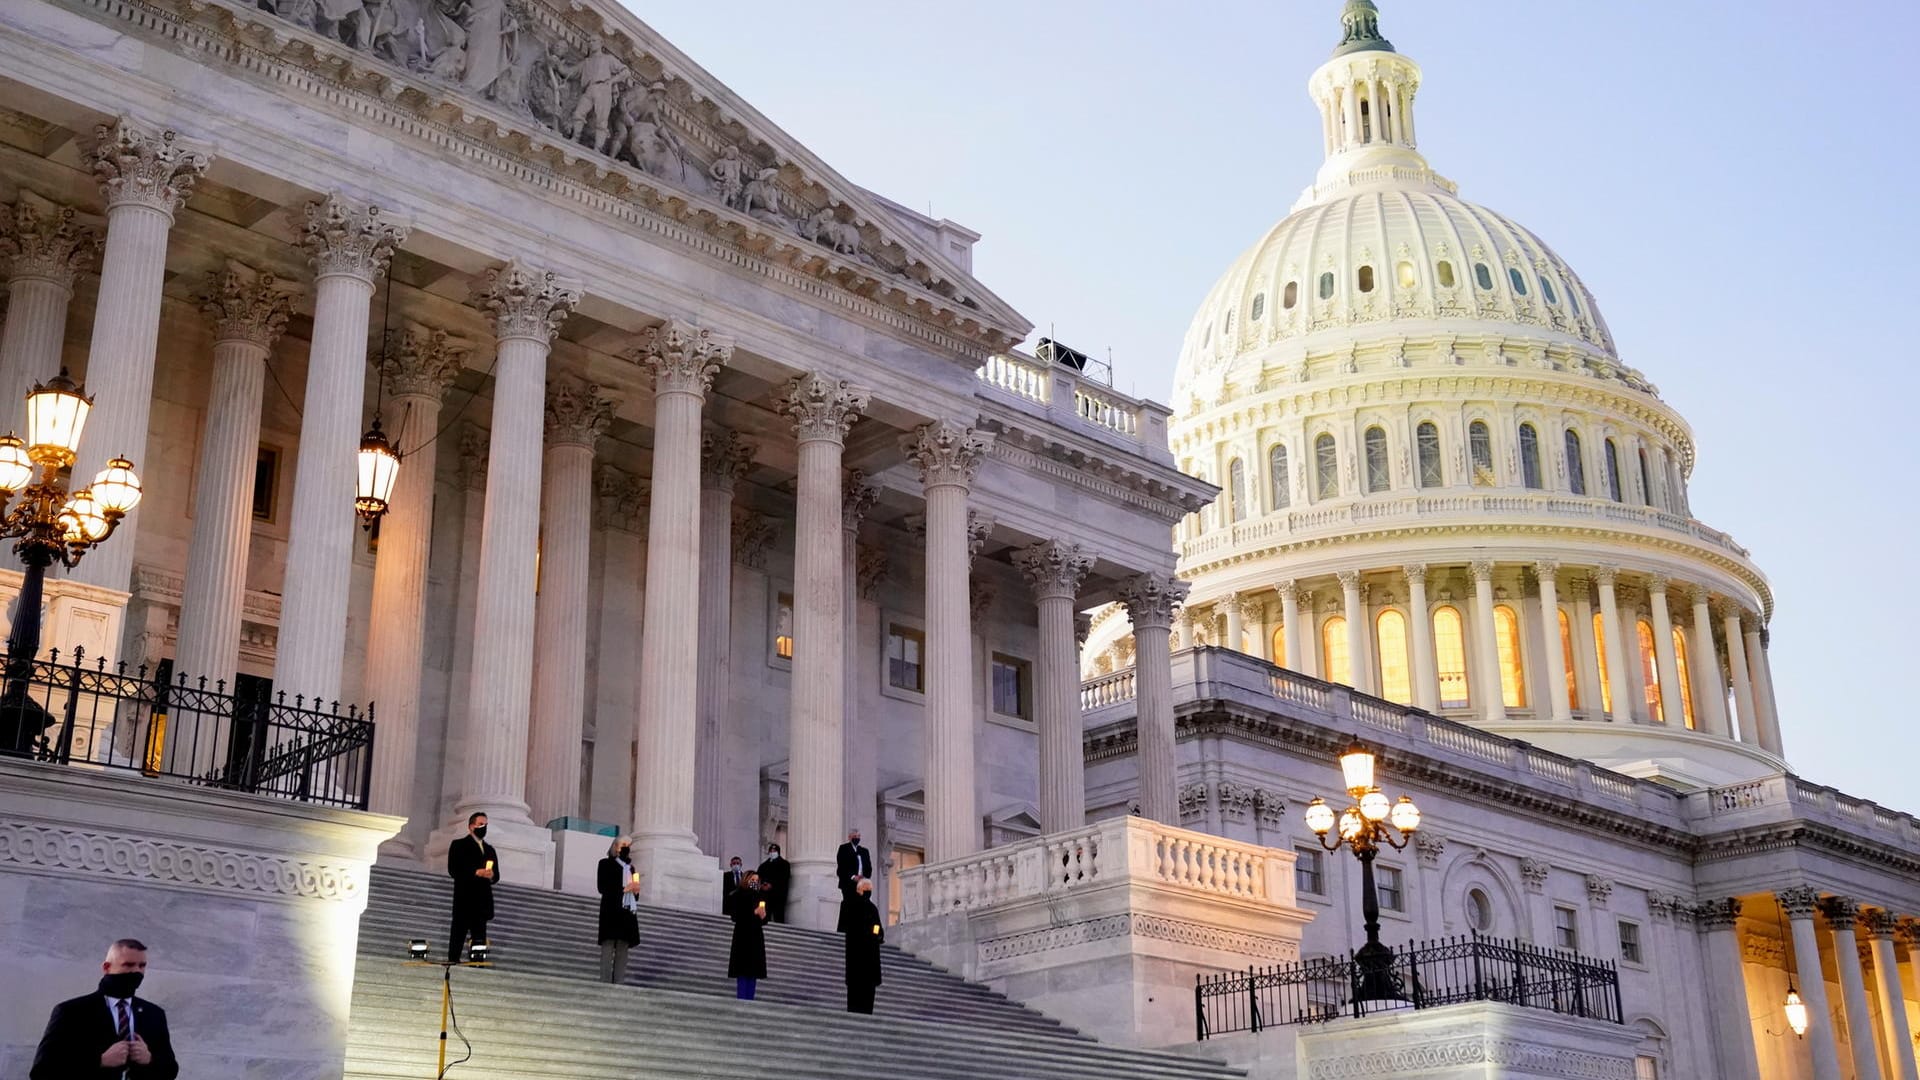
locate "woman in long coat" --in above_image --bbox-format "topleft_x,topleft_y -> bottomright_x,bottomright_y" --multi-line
726,870 -> 769,1000
596,836 -> 641,983
841,878 -> 884,1014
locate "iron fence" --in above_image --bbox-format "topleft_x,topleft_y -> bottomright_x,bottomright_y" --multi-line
0,646 -> 375,810
1195,932 -> 1623,1039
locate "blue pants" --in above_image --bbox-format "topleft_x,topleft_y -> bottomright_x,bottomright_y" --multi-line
735,978 -> 757,1000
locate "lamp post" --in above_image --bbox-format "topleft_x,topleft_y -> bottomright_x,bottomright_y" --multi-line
0,370 -> 142,757
1304,737 -> 1422,1004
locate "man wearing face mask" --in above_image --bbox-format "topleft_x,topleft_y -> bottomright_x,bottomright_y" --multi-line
721,855 -> 747,901
596,834 -> 642,983
31,937 -> 179,1079
756,842 -> 790,923
447,811 -> 500,964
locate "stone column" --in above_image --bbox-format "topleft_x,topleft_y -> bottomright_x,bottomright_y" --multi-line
586,466 -> 646,824
1534,561 -> 1572,722
1119,573 -> 1189,825
439,263 -> 577,880
630,321 -> 731,908
1781,888 -> 1846,1080
0,193 -> 98,413
842,476 -> 881,852
1747,627 -> 1785,755
272,197 -> 407,704
1819,897 -> 1886,1080
1686,589 -> 1731,737
1865,912 -> 1920,1080
524,376 -> 616,827
1696,899 -> 1763,1080
1222,593 -> 1244,654
1015,540 -> 1095,834
1278,580 -> 1303,672
1567,575 -> 1601,715
904,421 -> 992,864
1336,570 -> 1369,693
362,325 -> 465,856
1595,566 -> 1633,723
777,373 -> 868,928
70,120 -> 209,592
692,430 -> 753,857
1469,560 -> 1506,722
1646,576 -> 1685,726
1722,606 -> 1761,745
1402,565 -> 1438,712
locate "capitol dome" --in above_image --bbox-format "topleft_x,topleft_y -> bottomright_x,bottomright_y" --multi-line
1086,0 -> 1786,789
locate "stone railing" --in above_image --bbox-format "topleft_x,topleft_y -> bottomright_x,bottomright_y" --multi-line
1080,668 -> 1136,711
1695,775 -> 1920,847
975,349 -> 1170,457
897,814 -> 1291,923
977,353 -> 1051,404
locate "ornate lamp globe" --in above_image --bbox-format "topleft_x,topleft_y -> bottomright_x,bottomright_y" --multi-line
24,369 -> 91,468
1359,787 -> 1391,822
1390,796 -> 1422,833
1337,808 -> 1364,841
354,417 -> 402,526
90,456 -> 142,515
1339,740 -> 1376,796
1304,797 -> 1337,835
0,435 -> 33,494
58,489 -> 109,544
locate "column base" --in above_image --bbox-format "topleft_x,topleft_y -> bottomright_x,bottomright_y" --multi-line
786,857 -> 842,931
426,815 -> 554,890
376,835 -> 424,864
629,830 -> 720,913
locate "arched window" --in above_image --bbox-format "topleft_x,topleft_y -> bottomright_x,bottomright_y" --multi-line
1364,426 -> 1390,493
1224,309 -> 1235,335
1518,423 -> 1542,489
1636,619 -> 1662,722
1637,447 -> 1655,507
1672,627 -> 1696,730
1565,429 -> 1587,495
1269,444 -> 1291,510
1433,606 -> 1469,708
1315,433 -> 1339,499
1250,293 -> 1266,321
1322,616 -> 1351,686
1469,421 -> 1495,486
1592,612 -> 1613,716
1283,281 -> 1298,309
1559,609 -> 1579,711
1507,267 -> 1529,296
1436,261 -> 1457,288
1228,458 -> 1247,522
1376,609 -> 1412,704
1358,265 -> 1376,293
1396,261 -> 1417,290
1568,287 -> 1582,316
1318,271 -> 1336,300
1494,605 -> 1527,708
1474,263 -> 1495,290
1663,450 -> 1682,513
1416,421 -> 1443,487
1271,625 -> 1287,667
1540,276 -> 1558,304
1359,98 -> 1372,142
1604,439 -> 1624,502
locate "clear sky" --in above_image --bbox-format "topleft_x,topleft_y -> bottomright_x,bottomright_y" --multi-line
631,1 -> 1920,810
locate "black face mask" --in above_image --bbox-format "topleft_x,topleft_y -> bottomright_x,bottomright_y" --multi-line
100,972 -> 143,998
618,846 -> 631,859
472,825 -> 488,839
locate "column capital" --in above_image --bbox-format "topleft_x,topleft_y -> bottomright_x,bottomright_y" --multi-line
1012,540 -> 1095,602
1234,593 -> 1263,620
86,118 -> 209,217
0,193 -> 99,288
302,195 -> 407,283
904,420 -> 992,491
1335,569 -> 1363,591
545,374 -> 617,449
471,261 -> 578,344
1647,572 -> 1671,595
1401,564 -> 1428,587
594,464 -> 647,533
1899,921 -> 1920,950
776,372 -> 870,444
1469,558 -> 1495,583
1594,564 -> 1619,589
381,323 -> 470,400
699,429 -> 756,492
842,469 -> 879,531
196,264 -> 291,349
1117,573 -> 1190,631
1696,897 -> 1741,931
1276,579 -> 1300,602
1777,886 -> 1822,919
1818,895 -> 1860,930
1861,909 -> 1898,940
1534,559 -> 1561,580
631,319 -> 732,398
966,510 -> 995,568
1075,612 -> 1093,647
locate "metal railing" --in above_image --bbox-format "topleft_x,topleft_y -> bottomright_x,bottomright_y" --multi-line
0,646 -> 375,810
1195,932 -> 1623,1039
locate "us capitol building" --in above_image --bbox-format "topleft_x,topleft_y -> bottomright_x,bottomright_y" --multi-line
0,0 -> 1914,1077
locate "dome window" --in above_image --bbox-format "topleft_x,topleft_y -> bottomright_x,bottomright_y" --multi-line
1283,281 -> 1298,309
1225,309 -> 1235,334
1540,277 -> 1558,304
1416,421 -> 1443,488
1436,261 -> 1457,288
1396,261 -> 1417,290
1364,426 -> 1390,492
1318,272 -> 1335,300
1269,444 -> 1291,509
1229,458 -> 1247,522
1518,423 -> 1542,489
1568,288 -> 1582,316
1604,439 -> 1624,502
1565,429 -> 1587,495
1507,267 -> 1529,296
1468,421 -> 1495,486
1250,293 -> 1266,321
1202,322 -> 1212,346
1473,263 -> 1494,290
1357,266 -> 1376,293
1314,433 -> 1339,499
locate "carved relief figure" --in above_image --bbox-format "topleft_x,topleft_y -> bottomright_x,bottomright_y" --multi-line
564,39 -> 628,152
740,167 -> 783,218
460,0 -> 519,99
315,0 -> 371,47
613,85 -> 683,178
709,144 -> 746,209
802,207 -> 860,255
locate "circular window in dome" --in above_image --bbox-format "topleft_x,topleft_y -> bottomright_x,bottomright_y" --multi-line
1283,281 -> 1298,309
1251,293 -> 1266,321
1473,263 -> 1494,291
1466,888 -> 1493,933
1357,266 -> 1375,293
1318,272 -> 1335,300
1436,261 -> 1456,288
1507,267 -> 1529,296
1396,261 -> 1417,290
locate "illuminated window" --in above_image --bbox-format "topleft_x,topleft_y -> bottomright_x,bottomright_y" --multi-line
1474,263 -> 1494,290
774,592 -> 795,660
1508,267 -> 1529,296
1436,260 -> 1457,288
888,624 -> 925,693
1592,612 -> 1614,715
1396,261 -> 1417,290
1433,606 -> 1469,708
1416,422 -> 1443,487
1364,427 -> 1390,493
1376,610 -> 1412,705
1283,281 -> 1298,309
1559,609 -> 1580,711
1495,605 -> 1526,708
1270,444 -> 1291,509
1637,447 -> 1655,508
1322,616 -> 1351,686
1229,458 -> 1247,522
1604,439 -> 1624,502
1469,421 -> 1495,486
1518,423 -> 1542,489
1315,434 -> 1339,499
1636,619 -> 1662,721
1565,429 -> 1587,495
1271,625 -> 1287,667
1250,293 -> 1266,321
1358,265 -> 1376,293
1319,271 -> 1336,300
1671,628 -> 1696,730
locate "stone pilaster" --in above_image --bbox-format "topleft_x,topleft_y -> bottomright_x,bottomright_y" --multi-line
904,420 -> 992,863
1779,888 -> 1845,1080
272,195 -> 407,704
1695,898 -> 1762,1080
692,428 -> 754,859
1014,540 -> 1095,834
1117,573 -> 1189,825
1469,559 -> 1505,721
0,192 -> 99,414
1646,575 -> 1685,727
1594,566 -> 1633,723
1819,896 -> 1884,1080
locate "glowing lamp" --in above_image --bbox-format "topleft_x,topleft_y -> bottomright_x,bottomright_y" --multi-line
406,940 -> 429,960
59,489 -> 109,544
1360,788 -> 1391,822
466,942 -> 489,963
90,456 -> 142,515
24,369 -> 90,467
354,417 -> 402,526
1338,808 -> 1363,842
1304,797 -> 1336,836
1783,987 -> 1808,1037
0,434 -> 33,493
1339,739 -> 1376,796
1390,796 -> 1422,833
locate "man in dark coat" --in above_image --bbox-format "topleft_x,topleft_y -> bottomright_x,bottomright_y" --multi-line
596,835 -> 641,983
31,938 -> 180,1079
721,855 -> 747,900
447,811 -> 499,963
725,869 -> 769,1000
834,828 -> 873,904
841,878 -> 884,1014
756,843 -> 790,923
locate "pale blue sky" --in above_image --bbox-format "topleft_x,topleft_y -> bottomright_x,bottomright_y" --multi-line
632,2 -> 1920,810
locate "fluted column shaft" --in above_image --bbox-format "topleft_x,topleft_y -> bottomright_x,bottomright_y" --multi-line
1647,579 -> 1685,726
693,433 -> 750,857
1747,628 -> 1784,754
1223,595 -> 1244,655
1822,900 -> 1884,1080
0,197 -> 95,415
1403,567 -> 1438,711
1867,916 -> 1920,1080
1338,571 -> 1368,693
1120,574 -> 1188,825
1724,611 -> 1760,745
1783,891 -> 1845,1080
1596,569 -> 1633,723
1697,901 -> 1762,1080
1535,563 -> 1572,722
1017,541 -> 1094,834
1470,561 -> 1505,722
1278,581 -> 1302,672
1688,592 -> 1730,736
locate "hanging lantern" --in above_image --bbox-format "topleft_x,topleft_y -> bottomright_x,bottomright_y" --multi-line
355,416 -> 401,528
24,369 -> 91,468
1783,985 -> 1808,1037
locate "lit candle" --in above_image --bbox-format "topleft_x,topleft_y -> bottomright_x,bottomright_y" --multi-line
630,870 -> 639,885
870,924 -> 879,936
485,860 -> 494,873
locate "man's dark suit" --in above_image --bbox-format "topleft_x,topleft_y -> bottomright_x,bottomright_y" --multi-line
834,841 -> 873,900
447,833 -> 501,962
721,865 -> 747,900
756,854 -> 790,923
31,991 -> 180,1079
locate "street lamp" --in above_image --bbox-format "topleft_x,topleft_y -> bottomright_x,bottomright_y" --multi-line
354,415 -> 400,529
1305,737 -> 1421,1005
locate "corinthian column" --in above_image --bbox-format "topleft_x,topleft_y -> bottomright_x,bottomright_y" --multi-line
1647,576 -> 1685,726
1780,888 -> 1845,1080
1337,570 -> 1368,693
904,420 -> 992,863
1277,579 -> 1303,671
1014,540 -> 1095,834
71,121 -> 209,592
693,430 -> 754,858
1820,897 -> 1885,1080
1469,560 -> 1506,722
439,263 -> 576,880
364,325 -> 466,856
630,321 -> 731,909
1119,573 -> 1188,825
272,196 -> 407,704
1695,899 -> 1762,1080
1721,605 -> 1759,744
1403,565 -> 1438,711
1223,593 -> 1244,655
1595,566 -> 1633,723
1687,589 -> 1731,737
525,375 -> 616,827
0,193 -> 98,414
842,474 -> 881,858
1865,912 -> 1920,1080
1534,561 -> 1572,722
777,373 -> 868,927
1747,626 -> 1784,754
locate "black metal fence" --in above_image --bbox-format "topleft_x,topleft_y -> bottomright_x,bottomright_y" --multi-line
1195,933 -> 1624,1039
0,647 -> 375,810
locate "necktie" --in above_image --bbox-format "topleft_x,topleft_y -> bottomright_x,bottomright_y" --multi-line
115,999 -> 131,1039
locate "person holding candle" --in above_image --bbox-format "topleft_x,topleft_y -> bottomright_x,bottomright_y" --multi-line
725,869 -> 769,1000
596,834 -> 642,983
446,811 -> 499,964
841,878 -> 884,1014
